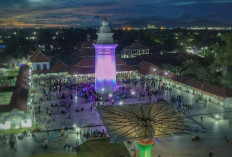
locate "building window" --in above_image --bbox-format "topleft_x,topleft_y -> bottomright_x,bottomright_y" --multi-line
43,64 -> 47,70
36,64 -> 41,70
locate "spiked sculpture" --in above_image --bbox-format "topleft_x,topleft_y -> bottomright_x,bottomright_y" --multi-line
98,103 -> 207,157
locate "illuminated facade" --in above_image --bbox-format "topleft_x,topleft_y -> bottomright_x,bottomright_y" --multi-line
93,17 -> 117,94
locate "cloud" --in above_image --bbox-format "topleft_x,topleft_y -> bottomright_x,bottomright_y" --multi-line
0,0 -> 231,27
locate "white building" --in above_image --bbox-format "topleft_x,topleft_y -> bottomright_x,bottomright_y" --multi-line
30,51 -> 51,71
121,42 -> 149,58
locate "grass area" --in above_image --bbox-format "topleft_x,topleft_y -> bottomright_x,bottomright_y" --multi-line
0,124 -> 40,134
28,138 -> 130,157
0,128 -> 30,134
0,92 -> 13,105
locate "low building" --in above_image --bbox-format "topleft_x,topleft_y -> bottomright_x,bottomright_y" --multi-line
139,61 -> 232,108
121,42 -> 149,58
0,65 -> 32,130
30,51 -> 51,71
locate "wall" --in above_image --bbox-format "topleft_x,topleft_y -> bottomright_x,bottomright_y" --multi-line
32,62 -> 50,71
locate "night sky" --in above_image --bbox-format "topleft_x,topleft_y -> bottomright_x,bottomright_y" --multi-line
0,0 -> 232,28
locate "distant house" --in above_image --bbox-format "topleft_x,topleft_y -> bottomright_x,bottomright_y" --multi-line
30,51 -> 51,71
0,55 -> 18,69
78,34 -> 95,58
121,42 -> 149,58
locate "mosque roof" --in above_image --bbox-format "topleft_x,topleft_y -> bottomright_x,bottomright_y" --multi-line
68,57 -> 136,75
123,42 -> 149,50
51,61 -> 68,73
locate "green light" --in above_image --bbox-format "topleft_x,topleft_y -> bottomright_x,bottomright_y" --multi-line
136,141 -> 154,157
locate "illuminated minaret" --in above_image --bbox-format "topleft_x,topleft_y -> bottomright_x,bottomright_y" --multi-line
93,17 -> 117,94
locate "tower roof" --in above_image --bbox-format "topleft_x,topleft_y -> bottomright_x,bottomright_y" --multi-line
96,17 -> 114,44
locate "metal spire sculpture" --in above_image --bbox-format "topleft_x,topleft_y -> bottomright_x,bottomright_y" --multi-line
98,103 -> 207,157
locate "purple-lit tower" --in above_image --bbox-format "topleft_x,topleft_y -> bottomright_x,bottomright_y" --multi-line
93,17 -> 118,94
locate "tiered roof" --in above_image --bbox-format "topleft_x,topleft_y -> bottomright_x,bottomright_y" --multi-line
123,42 -> 149,50
51,61 -> 67,73
68,57 -> 135,75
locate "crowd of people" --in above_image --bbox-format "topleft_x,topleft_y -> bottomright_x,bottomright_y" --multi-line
2,72 -> 227,156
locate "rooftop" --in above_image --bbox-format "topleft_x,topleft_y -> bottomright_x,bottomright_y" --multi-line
123,42 -> 149,50
139,61 -> 232,98
30,51 -> 51,62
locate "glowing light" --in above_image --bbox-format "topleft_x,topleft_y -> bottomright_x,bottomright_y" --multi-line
153,68 -> 156,71
136,140 -> 154,157
76,127 -> 80,132
215,115 -> 220,119
94,44 -> 118,94
109,93 -> 112,97
73,123 -> 77,128
119,101 -> 123,105
131,91 -> 135,95
0,121 -> 11,130
19,62 -> 24,67
21,119 -> 32,128
0,45 -> 6,49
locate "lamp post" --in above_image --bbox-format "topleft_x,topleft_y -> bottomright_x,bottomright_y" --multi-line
131,91 -> 135,103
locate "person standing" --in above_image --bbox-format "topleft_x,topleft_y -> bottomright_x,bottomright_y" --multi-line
209,152 -> 213,157
44,136 -> 48,149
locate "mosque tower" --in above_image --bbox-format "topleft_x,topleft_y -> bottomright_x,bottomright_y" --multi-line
93,17 -> 118,94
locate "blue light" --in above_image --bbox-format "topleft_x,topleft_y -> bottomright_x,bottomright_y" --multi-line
19,62 -> 24,67
0,45 -> 6,49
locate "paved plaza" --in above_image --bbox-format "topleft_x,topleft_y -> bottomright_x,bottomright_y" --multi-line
0,75 -> 232,157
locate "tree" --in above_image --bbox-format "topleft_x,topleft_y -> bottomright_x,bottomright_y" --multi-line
212,33 -> 232,77
182,60 -> 211,82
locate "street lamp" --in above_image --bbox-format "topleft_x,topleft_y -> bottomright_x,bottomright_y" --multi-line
131,91 -> 135,103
